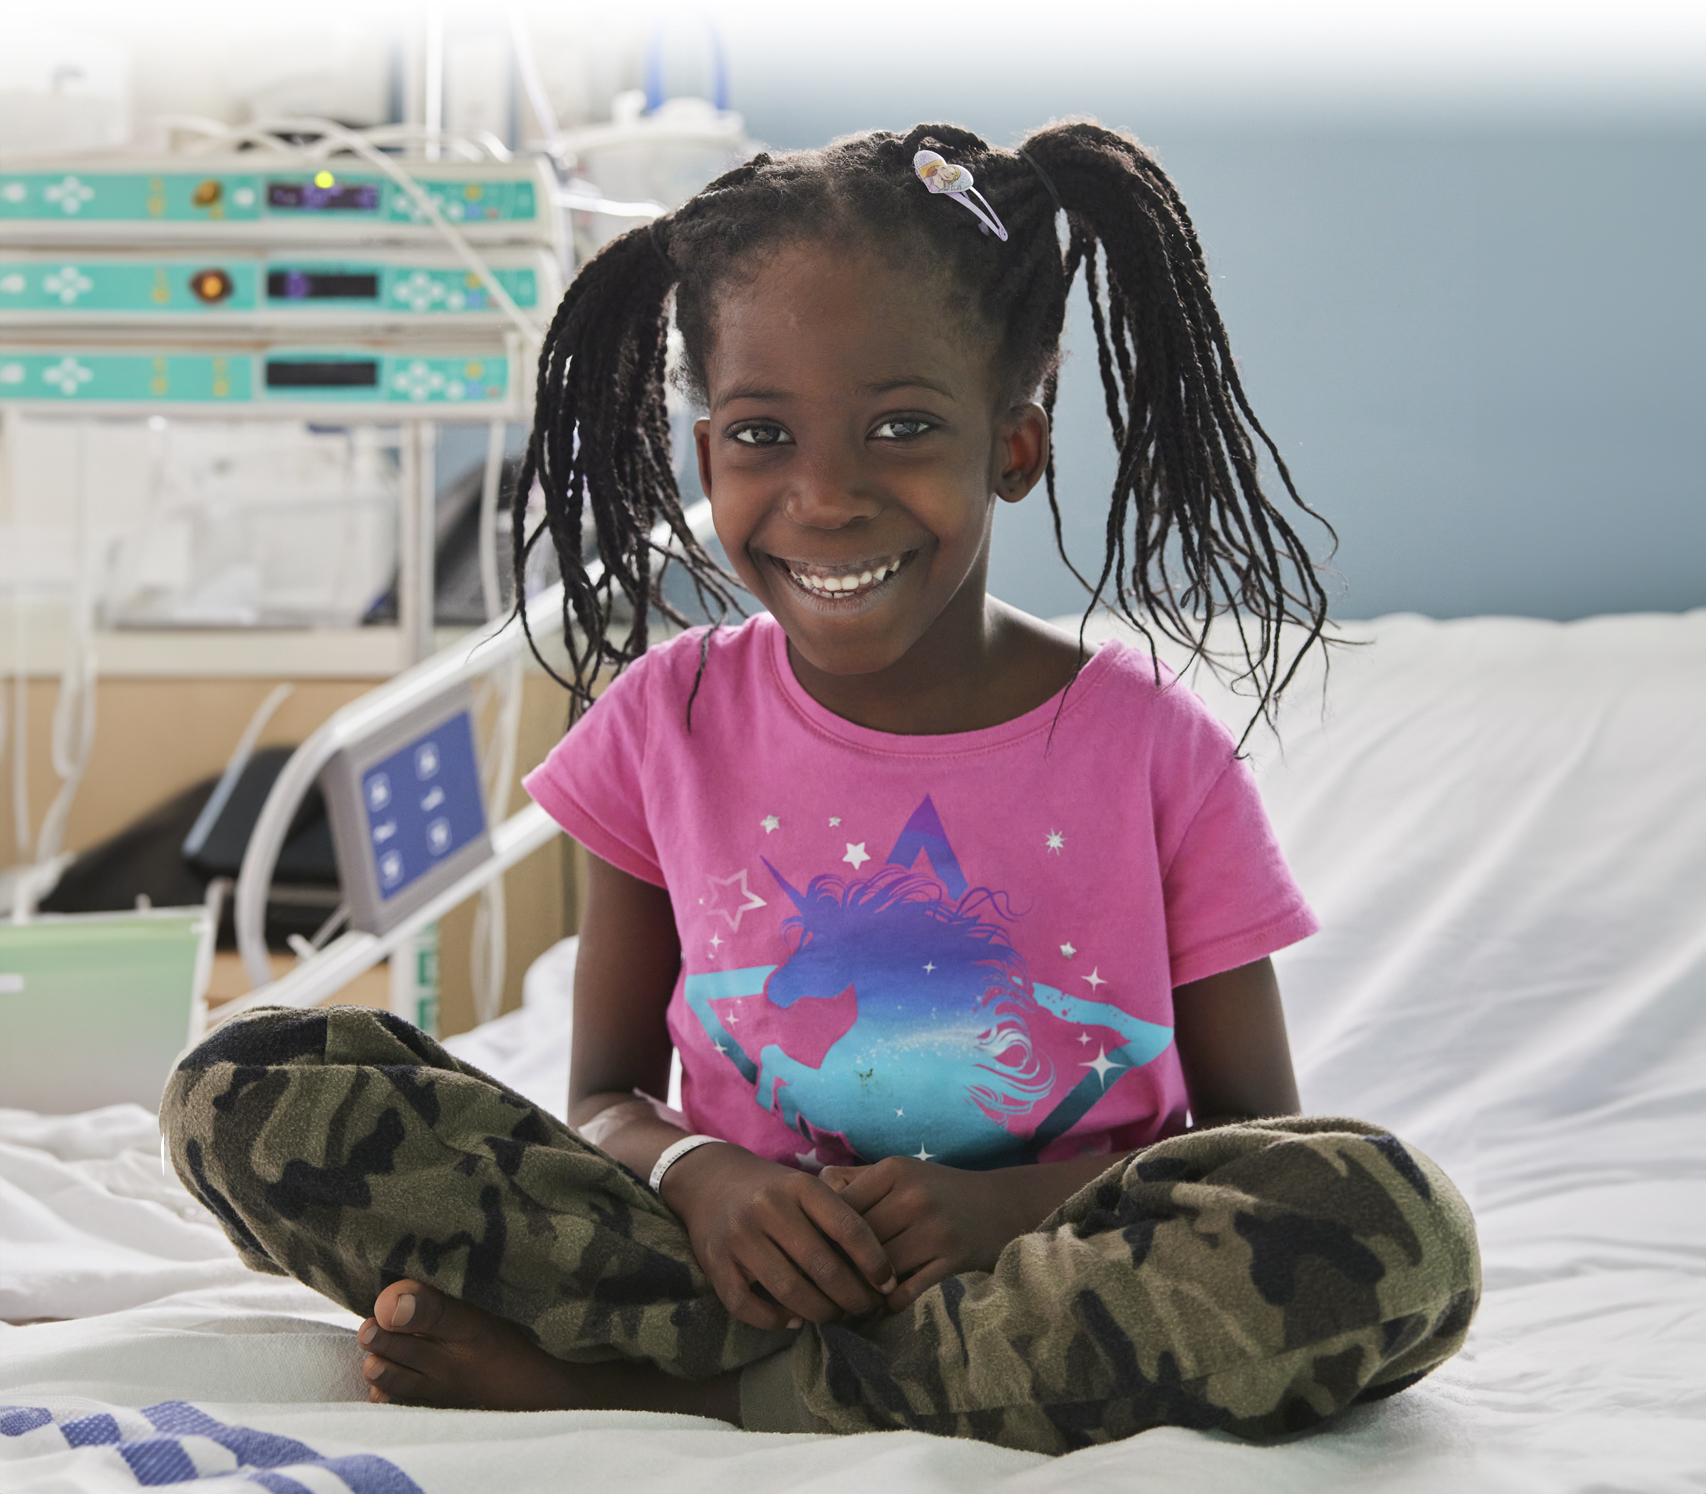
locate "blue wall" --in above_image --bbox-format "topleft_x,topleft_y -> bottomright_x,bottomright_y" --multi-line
720,64 -> 1705,621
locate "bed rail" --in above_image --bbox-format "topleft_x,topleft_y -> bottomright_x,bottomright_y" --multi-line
226,497 -> 716,1015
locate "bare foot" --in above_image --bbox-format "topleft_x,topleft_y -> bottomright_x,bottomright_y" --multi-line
358,1280 -> 590,1409
357,1279 -> 744,1424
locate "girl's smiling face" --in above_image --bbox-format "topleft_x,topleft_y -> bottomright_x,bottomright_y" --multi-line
694,240 -> 1048,692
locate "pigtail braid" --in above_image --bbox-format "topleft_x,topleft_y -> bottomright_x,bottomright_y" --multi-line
511,217 -> 741,712
1020,121 -> 1335,732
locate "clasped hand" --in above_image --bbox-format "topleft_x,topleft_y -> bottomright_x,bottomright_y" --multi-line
661,1147 -> 1028,1330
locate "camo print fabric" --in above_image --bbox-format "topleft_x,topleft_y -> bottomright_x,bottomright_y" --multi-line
161,1005 -> 1480,1454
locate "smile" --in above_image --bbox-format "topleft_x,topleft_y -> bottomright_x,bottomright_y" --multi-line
771,551 -> 915,602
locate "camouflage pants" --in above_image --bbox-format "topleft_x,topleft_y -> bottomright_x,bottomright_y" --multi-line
161,1005 -> 1480,1454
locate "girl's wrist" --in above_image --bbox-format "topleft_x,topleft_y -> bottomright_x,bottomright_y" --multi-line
658,1137 -> 757,1215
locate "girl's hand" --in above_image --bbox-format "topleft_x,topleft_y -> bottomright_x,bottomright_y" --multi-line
819,1157 -> 1031,1313
661,1144 -> 899,1331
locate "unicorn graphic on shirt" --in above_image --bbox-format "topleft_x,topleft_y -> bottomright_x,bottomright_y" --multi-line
682,796 -> 1173,1168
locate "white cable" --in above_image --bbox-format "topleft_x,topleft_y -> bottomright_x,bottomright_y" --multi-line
508,11 -> 564,159
153,115 -> 545,350
23,420 -> 99,918
181,682 -> 296,860
467,418 -> 518,1025
8,591 -> 25,863
423,6 -> 446,165
478,419 -> 506,625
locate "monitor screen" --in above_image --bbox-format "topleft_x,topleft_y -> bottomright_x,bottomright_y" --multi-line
267,270 -> 380,301
264,359 -> 379,388
267,181 -> 381,213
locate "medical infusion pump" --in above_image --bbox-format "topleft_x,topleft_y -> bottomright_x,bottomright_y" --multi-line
0,155 -> 561,253
0,335 -> 522,418
0,248 -> 561,330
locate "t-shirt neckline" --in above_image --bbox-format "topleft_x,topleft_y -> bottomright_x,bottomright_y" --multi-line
761,614 -> 1115,756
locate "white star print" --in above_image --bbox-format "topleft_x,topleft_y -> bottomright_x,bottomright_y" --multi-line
1045,830 -> 1065,852
914,1145 -> 934,1161
1081,1046 -> 1124,1086
704,868 -> 768,931
829,816 -> 842,826
760,814 -> 780,833
843,842 -> 870,869
796,1148 -> 824,1171
1060,941 -> 1076,958
1083,967 -> 1107,990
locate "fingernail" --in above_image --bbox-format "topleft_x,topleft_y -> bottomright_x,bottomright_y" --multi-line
358,1323 -> 376,1345
787,1317 -> 803,1330
391,1292 -> 416,1328
878,1276 -> 898,1294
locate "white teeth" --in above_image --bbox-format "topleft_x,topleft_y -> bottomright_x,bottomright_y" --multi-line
785,553 -> 906,597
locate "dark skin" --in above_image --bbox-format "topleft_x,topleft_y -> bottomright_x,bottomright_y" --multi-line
358,243 -> 1302,1416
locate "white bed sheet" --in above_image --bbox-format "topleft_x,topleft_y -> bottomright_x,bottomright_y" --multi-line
5,611 -> 1705,1493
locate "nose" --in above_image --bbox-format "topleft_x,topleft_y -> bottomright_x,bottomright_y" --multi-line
782,439 -> 882,531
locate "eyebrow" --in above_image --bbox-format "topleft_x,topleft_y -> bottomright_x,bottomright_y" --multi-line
860,375 -> 957,399
718,374 -> 959,405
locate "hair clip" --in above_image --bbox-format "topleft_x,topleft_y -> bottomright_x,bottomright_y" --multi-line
913,150 -> 1009,242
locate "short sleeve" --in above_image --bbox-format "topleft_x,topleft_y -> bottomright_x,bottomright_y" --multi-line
522,658 -> 665,887
1138,674 -> 1318,987
1161,750 -> 1318,986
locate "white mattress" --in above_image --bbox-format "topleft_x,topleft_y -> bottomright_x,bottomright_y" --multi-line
5,611 -> 1705,1493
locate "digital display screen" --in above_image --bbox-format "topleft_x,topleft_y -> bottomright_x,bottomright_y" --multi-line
265,360 -> 379,388
267,181 -> 380,212
267,270 -> 380,301
359,713 -> 485,901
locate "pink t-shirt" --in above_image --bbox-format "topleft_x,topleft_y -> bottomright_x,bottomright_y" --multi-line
524,615 -> 1316,1172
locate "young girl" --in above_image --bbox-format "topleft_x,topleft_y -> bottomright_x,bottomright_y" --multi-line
163,121 -> 1479,1454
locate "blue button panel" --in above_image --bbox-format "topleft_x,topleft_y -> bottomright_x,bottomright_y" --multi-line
360,712 -> 485,902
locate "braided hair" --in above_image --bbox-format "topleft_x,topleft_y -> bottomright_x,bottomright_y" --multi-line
513,118 -> 1333,728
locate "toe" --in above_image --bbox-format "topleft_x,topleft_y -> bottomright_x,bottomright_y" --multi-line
375,1279 -> 491,1345
375,1278 -> 441,1334
363,1351 -> 433,1405
358,1320 -> 435,1373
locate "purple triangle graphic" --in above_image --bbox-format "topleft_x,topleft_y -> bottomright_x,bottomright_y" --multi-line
885,795 -> 968,899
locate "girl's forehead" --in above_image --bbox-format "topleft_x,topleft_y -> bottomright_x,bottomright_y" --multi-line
702,241 -> 994,403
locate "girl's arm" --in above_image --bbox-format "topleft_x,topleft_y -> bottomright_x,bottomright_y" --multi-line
826,956 -> 1302,1311
566,852 -> 895,1328
1171,954 -> 1301,1128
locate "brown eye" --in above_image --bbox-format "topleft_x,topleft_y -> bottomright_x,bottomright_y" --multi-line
731,423 -> 792,447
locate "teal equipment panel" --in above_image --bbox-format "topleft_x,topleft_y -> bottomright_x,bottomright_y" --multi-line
0,344 -> 517,416
0,910 -> 210,1113
0,158 -> 558,248
0,252 -> 551,324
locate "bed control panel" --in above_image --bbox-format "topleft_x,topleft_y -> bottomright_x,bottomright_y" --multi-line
321,684 -> 492,937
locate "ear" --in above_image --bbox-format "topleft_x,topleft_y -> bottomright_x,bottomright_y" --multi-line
991,403 -> 1049,505
693,417 -> 714,497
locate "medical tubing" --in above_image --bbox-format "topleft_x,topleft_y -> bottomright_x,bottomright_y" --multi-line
508,11 -> 564,157
479,420 -> 507,624
182,683 -> 295,859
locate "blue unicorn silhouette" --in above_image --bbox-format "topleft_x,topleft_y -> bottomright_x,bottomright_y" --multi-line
682,797 -> 1172,1167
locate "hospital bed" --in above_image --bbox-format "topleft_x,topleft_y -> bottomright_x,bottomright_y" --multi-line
4,606 -> 1704,1493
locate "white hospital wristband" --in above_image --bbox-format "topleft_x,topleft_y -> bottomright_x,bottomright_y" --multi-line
649,1134 -> 724,1193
